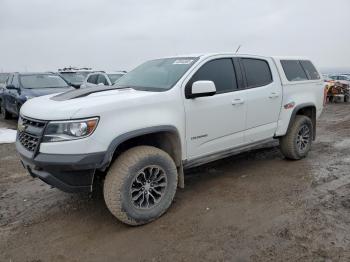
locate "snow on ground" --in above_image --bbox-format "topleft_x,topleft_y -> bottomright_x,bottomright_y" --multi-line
0,128 -> 17,143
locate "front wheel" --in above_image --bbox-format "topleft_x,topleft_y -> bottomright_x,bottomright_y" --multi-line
103,146 -> 178,226
279,115 -> 313,160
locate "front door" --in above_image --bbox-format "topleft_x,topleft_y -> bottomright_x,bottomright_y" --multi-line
183,58 -> 247,159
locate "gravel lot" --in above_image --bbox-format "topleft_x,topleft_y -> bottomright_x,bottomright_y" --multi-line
1,104 -> 350,262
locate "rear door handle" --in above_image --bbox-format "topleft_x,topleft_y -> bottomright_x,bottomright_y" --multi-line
268,92 -> 279,99
232,98 -> 245,105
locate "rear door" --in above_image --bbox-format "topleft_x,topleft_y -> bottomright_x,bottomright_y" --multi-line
240,57 -> 282,143
8,74 -> 20,114
1,74 -> 13,112
184,57 -> 247,159
4,74 -> 19,114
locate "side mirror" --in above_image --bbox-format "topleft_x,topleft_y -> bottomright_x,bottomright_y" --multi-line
6,84 -> 18,90
187,80 -> 216,99
70,83 -> 81,89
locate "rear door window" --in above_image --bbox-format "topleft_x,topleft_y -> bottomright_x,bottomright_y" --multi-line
241,58 -> 273,88
281,60 -> 308,81
97,74 -> 108,85
300,60 -> 320,80
87,74 -> 98,84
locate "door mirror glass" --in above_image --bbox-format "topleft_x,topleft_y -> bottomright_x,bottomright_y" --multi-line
189,80 -> 216,98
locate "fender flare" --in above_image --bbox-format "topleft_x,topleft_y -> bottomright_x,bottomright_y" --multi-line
286,102 -> 317,140
100,125 -> 181,169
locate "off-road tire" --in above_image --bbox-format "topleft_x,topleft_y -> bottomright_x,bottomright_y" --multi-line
279,115 -> 313,160
103,146 -> 178,226
344,95 -> 349,103
0,100 -> 11,120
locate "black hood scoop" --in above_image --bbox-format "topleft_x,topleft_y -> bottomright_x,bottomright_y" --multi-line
51,86 -> 131,101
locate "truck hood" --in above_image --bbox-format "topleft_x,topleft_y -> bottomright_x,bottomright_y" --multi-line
20,87 -> 160,120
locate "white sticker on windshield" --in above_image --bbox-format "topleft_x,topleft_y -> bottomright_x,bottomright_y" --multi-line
173,59 -> 194,65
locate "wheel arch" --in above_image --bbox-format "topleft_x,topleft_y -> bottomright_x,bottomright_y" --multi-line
99,125 -> 184,187
287,103 -> 317,140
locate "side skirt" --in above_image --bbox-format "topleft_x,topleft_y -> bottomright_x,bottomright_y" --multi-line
183,138 -> 278,169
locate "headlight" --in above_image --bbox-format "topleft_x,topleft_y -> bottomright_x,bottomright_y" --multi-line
43,117 -> 99,142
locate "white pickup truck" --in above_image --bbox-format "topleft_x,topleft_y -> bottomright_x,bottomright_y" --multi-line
16,53 -> 325,225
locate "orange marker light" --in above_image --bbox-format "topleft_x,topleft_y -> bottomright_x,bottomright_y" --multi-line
87,119 -> 98,134
284,102 -> 295,109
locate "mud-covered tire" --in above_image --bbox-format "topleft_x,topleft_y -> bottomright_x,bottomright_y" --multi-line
0,100 -> 11,120
103,146 -> 178,226
279,115 -> 313,160
344,95 -> 349,103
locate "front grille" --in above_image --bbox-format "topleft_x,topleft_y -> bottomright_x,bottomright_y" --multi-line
18,116 -> 47,153
22,117 -> 46,128
18,132 -> 39,152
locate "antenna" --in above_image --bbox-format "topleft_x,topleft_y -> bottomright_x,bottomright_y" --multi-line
235,45 -> 242,54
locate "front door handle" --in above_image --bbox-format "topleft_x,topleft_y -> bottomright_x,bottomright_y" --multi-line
232,98 -> 245,105
268,92 -> 280,99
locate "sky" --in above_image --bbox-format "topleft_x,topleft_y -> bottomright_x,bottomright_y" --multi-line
0,0 -> 349,73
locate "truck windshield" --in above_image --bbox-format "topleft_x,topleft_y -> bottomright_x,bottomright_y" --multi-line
0,73 -> 9,83
20,74 -> 69,89
114,57 -> 198,91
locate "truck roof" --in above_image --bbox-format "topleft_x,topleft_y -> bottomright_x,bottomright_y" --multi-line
272,56 -> 310,61
163,53 -> 311,61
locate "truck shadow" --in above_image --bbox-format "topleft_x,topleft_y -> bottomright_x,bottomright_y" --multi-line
88,144 -> 286,226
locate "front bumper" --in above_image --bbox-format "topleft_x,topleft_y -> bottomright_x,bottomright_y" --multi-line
16,140 -> 106,193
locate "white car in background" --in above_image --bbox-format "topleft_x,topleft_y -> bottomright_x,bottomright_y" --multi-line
58,67 -> 96,88
82,71 -> 126,88
329,74 -> 350,86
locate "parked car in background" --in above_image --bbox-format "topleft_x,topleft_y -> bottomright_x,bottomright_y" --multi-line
329,74 -> 350,86
0,72 -> 73,119
0,73 -> 10,89
323,74 -> 335,89
81,71 -> 126,88
58,67 -> 95,88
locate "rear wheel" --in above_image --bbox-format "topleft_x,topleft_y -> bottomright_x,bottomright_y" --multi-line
0,100 -> 11,120
279,115 -> 313,160
103,146 -> 178,226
